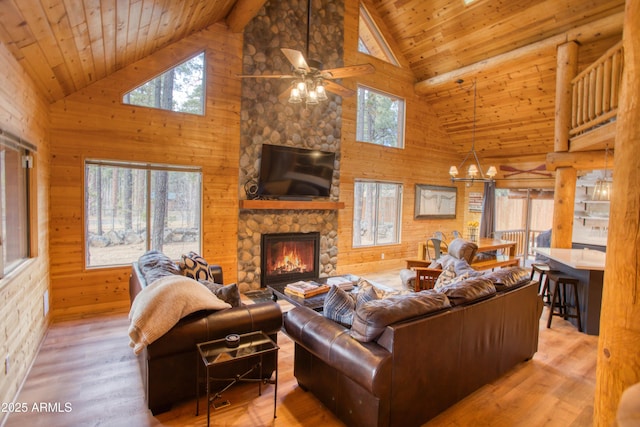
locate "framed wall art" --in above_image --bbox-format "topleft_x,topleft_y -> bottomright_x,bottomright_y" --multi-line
414,184 -> 457,219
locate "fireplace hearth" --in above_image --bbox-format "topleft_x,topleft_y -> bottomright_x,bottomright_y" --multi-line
261,232 -> 320,287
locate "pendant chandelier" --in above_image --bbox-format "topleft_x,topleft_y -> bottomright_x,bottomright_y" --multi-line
591,141 -> 612,201
449,79 -> 497,183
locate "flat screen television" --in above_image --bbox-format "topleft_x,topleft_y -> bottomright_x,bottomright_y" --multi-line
258,144 -> 336,199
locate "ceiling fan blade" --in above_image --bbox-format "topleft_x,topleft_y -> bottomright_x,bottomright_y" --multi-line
281,48 -> 310,72
236,74 -> 296,79
321,63 -> 375,79
324,80 -> 355,97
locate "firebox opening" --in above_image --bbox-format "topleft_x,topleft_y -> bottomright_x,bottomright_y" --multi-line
261,232 -> 320,287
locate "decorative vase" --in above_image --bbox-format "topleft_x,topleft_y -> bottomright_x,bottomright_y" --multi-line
467,227 -> 479,243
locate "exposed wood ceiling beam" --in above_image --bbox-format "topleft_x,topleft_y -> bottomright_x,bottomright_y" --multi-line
414,12 -> 625,95
546,150 -> 613,171
226,0 -> 269,33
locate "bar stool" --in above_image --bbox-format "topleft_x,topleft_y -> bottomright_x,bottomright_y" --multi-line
530,263 -> 551,303
546,272 -> 582,332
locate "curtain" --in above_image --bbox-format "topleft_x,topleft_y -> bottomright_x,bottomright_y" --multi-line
480,181 -> 495,238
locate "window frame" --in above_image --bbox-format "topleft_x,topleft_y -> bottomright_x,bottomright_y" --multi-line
122,51 -> 207,116
84,159 -> 203,269
0,129 -> 36,279
356,84 -> 406,149
352,179 -> 403,248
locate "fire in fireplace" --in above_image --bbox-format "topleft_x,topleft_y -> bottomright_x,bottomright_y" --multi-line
261,232 -> 320,287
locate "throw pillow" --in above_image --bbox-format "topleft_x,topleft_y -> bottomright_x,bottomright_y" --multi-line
180,251 -> 212,282
137,250 -> 181,285
323,285 -> 356,327
199,281 -> 242,308
355,280 -> 381,307
434,265 -> 456,290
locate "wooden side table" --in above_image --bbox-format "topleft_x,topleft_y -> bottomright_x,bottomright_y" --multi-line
196,331 -> 279,427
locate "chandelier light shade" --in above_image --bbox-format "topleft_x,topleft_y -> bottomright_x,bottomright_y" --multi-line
287,76 -> 328,106
591,141 -> 612,201
449,79 -> 496,184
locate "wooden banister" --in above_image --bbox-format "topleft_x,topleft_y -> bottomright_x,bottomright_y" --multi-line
570,41 -> 624,137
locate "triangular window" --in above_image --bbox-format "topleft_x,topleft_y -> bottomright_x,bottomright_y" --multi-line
123,52 -> 205,115
358,4 -> 399,66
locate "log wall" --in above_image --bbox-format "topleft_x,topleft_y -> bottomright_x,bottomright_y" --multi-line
48,25 -> 243,320
0,42 -> 51,422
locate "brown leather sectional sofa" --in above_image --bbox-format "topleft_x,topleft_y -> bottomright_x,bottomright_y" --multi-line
129,256 -> 282,415
284,276 -> 543,427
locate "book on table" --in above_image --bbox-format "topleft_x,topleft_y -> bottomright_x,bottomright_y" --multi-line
284,281 -> 330,298
326,276 -> 355,291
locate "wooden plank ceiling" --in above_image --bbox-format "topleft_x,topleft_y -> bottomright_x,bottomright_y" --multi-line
0,0 -> 626,160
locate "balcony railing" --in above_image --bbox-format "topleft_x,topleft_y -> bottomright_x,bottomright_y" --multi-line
493,229 -> 548,259
570,41 -> 623,137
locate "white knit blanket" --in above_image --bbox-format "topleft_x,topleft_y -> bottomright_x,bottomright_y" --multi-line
128,275 -> 231,355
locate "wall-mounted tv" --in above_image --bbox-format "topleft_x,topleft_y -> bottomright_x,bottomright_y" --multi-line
258,144 -> 336,199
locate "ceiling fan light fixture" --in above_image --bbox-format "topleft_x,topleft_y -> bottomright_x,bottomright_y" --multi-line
306,89 -> 319,105
288,86 -> 302,103
316,83 -> 328,101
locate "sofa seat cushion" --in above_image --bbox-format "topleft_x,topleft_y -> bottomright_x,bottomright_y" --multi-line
484,267 -> 530,291
437,277 -> 496,306
138,250 -> 181,285
350,291 -> 451,342
447,238 -> 479,263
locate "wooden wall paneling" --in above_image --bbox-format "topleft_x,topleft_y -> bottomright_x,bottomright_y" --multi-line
48,24 -> 243,321
338,0 -> 464,275
0,41 -> 51,425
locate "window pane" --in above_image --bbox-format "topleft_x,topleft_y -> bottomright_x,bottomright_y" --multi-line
376,183 -> 400,244
356,86 -> 404,148
86,165 -> 148,267
123,52 -> 205,115
353,181 -> 401,247
150,170 -> 201,259
353,181 -> 377,247
85,163 -> 201,267
1,146 -> 28,274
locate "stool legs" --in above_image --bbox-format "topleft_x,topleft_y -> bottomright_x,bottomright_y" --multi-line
546,276 -> 582,332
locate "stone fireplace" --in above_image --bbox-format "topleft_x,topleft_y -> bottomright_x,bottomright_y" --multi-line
236,0 -> 344,292
261,232 -> 320,287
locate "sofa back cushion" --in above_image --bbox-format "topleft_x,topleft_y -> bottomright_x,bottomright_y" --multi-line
483,267 -> 531,291
350,291 -> 450,342
437,277 -> 496,306
447,238 -> 478,263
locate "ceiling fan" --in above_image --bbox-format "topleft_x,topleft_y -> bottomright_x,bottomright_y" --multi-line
237,1 -> 375,106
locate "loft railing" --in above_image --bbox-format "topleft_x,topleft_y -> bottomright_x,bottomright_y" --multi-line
570,40 -> 624,137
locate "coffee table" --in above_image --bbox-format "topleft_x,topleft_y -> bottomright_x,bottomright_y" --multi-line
268,274 -> 359,311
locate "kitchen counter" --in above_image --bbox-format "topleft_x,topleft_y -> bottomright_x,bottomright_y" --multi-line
534,247 -> 605,271
534,247 -> 606,335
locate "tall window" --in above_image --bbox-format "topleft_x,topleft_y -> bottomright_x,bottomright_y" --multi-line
356,85 -> 405,148
353,181 -> 402,247
123,52 -> 205,115
0,135 -> 32,278
85,161 -> 202,267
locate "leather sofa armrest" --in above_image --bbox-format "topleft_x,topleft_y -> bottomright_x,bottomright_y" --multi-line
208,264 -> 223,284
284,307 -> 392,396
147,301 -> 282,359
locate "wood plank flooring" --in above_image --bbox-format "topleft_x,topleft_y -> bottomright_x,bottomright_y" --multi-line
3,271 -> 598,427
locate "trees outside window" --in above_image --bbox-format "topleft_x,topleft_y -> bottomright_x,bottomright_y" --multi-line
0,141 -> 30,277
353,181 -> 402,247
123,52 -> 205,115
356,85 -> 405,148
85,161 -> 202,267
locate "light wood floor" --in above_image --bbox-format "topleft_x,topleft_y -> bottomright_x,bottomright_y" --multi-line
4,270 -> 598,427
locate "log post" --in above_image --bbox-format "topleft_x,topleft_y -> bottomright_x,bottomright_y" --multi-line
594,0 -> 640,424
554,41 -> 579,152
550,167 -> 576,248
